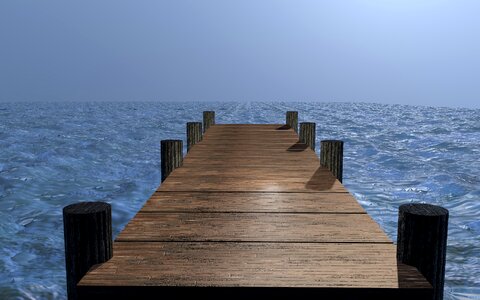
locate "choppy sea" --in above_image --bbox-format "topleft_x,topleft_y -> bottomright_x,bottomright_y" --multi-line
0,101 -> 478,299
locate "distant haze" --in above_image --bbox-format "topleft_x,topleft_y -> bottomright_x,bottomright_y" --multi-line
0,0 -> 479,108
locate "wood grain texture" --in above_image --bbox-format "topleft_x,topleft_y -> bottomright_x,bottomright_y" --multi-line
168,164 -> 331,178
115,212 -> 390,243
300,122 -> 316,151
397,204 -> 449,300
63,202 -> 113,300
202,111 -> 215,133
205,124 -> 285,130
320,140 -> 344,183
79,124 -> 431,297
169,164 -> 326,174
160,140 -> 183,182
286,111 -> 298,133
143,192 -> 366,213
158,175 -> 347,192
186,122 -> 202,152
79,242 -> 431,289
185,151 -> 317,159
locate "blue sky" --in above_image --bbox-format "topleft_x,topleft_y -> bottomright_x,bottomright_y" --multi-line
0,0 -> 479,108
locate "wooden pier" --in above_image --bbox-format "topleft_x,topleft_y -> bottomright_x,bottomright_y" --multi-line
68,116 -> 442,299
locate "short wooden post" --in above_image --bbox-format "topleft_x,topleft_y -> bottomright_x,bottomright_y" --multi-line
397,203 -> 449,300
186,122 -> 202,152
63,201 -> 113,300
286,111 -> 298,133
161,139 -> 183,182
299,122 -> 316,151
320,140 -> 344,182
203,111 -> 215,133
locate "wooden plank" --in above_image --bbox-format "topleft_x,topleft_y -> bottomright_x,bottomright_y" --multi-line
185,150 -> 317,158
206,124 -> 286,129
181,157 -> 321,165
184,154 -> 317,160
187,145 -> 310,153
203,134 -> 296,139
115,213 -> 390,243
159,176 -> 347,193
172,165 -> 325,172
187,143 -> 310,150
170,165 -> 329,176
172,163 -> 323,171
183,146 -> 315,157
142,192 -> 366,213
203,126 -> 294,136
197,141 -> 301,147
202,137 -> 299,142
201,135 -> 298,139
181,157 -> 320,164
78,242 -> 431,289
204,128 -> 292,135
202,129 -> 296,134
180,162 -> 322,168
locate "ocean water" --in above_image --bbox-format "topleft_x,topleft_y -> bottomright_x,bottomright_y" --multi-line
0,101 -> 478,299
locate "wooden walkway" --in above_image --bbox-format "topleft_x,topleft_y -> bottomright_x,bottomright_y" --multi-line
78,124 -> 432,299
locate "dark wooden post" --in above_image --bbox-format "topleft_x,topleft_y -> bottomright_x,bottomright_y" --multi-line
186,122 -> 202,152
397,203 -> 449,300
161,139 -> 183,182
203,111 -> 215,133
63,202 -> 113,300
286,111 -> 298,133
320,140 -> 344,183
299,122 -> 316,151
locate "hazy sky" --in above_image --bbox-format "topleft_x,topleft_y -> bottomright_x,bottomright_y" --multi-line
1,1 -> 479,108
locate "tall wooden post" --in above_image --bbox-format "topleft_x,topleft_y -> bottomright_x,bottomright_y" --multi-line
63,201 -> 113,300
286,111 -> 298,133
320,140 -> 344,183
203,111 -> 215,133
397,203 -> 449,300
299,122 -> 316,151
161,139 -> 183,182
186,122 -> 202,152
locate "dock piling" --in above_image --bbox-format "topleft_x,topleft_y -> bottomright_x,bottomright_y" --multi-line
63,201 -> 112,300
299,122 -> 316,151
397,203 -> 449,300
186,122 -> 202,152
320,140 -> 344,183
286,111 -> 298,133
161,140 -> 183,182
203,111 -> 215,133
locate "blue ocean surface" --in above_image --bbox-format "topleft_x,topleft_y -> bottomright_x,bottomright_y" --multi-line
0,101 -> 478,299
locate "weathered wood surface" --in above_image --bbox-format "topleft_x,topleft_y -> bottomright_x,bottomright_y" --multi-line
397,204 -> 449,300
116,212 -> 390,243
80,242 -> 429,287
286,111 -> 298,133
78,124 -> 431,299
143,192 -> 366,213
299,122 -> 316,151
202,111 -> 215,133
160,140 -> 183,182
158,176 -> 347,192
320,139 -> 344,183
186,122 -> 202,152
64,202 -> 113,300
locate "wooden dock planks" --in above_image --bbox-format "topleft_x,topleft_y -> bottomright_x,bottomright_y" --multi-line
115,212 -> 390,243
78,124 -> 432,299
141,192 -> 366,213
